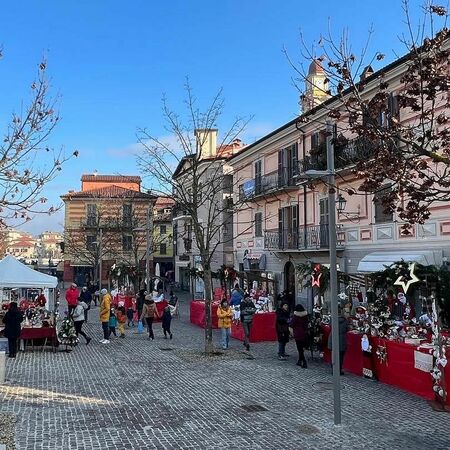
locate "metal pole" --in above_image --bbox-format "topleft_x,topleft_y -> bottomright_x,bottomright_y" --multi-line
145,212 -> 151,294
326,120 -> 342,425
99,228 -> 103,290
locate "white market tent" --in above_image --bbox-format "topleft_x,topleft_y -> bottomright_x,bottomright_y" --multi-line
0,255 -> 58,288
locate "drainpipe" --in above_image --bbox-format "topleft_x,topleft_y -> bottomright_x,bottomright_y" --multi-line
302,133 -> 307,249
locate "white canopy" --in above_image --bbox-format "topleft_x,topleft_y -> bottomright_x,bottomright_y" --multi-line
357,250 -> 438,273
0,255 -> 58,288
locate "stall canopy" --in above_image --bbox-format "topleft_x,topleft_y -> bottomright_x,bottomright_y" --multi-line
357,250 -> 438,273
0,255 -> 58,288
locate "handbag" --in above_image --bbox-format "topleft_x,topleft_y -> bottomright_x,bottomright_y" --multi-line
137,320 -> 144,334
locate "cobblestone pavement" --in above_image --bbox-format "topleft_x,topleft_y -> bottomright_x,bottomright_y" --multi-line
1,292 -> 450,449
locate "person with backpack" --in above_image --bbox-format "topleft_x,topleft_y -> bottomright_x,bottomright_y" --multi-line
72,298 -> 92,345
240,294 -> 256,351
3,302 -> 23,358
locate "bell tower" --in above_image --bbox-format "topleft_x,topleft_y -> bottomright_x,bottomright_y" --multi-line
301,60 -> 330,113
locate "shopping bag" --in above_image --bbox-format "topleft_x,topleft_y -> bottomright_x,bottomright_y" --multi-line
137,320 -> 144,334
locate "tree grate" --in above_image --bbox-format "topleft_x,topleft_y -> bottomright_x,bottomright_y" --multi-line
239,404 -> 268,412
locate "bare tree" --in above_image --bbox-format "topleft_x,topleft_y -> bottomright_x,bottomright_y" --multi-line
286,1 -> 450,231
137,82 -> 253,353
0,57 -> 77,227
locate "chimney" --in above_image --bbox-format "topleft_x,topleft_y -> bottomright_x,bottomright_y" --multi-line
195,129 -> 218,159
360,65 -> 374,82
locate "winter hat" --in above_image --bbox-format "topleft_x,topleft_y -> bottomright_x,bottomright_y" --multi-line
71,283 -> 77,287
100,288 -> 107,295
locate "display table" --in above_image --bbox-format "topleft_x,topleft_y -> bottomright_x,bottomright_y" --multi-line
189,301 -> 219,329
20,327 -> 57,352
231,312 -> 277,343
321,325 -> 450,405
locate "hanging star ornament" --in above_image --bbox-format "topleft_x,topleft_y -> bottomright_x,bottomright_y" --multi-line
311,272 -> 322,287
394,263 -> 420,293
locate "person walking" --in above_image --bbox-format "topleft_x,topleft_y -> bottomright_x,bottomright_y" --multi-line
80,286 -> 92,322
327,308 -> 349,375
66,283 -> 79,316
161,305 -> 173,339
217,299 -> 233,350
99,288 -> 111,344
3,302 -> 23,358
276,302 -> 291,360
72,298 -> 92,345
136,289 -> 145,320
140,297 -> 159,340
116,306 -> 127,338
240,294 -> 256,351
290,304 -> 309,368
124,293 -> 135,327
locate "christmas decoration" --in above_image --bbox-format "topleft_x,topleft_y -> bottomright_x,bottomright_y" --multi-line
394,263 -> 420,293
57,316 -> 78,347
376,345 -> 388,365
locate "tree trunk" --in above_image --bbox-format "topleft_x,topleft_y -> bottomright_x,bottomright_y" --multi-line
203,267 -> 214,354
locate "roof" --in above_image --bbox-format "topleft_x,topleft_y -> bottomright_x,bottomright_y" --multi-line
308,59 -> 325,75
155,197 -> 176,207
61,185 -> 157,200
9,238 -> 35,247
0,255 -> 58,288
81,174 -> 141,183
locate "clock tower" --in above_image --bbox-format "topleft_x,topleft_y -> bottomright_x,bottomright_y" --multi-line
301,60 -> 330,113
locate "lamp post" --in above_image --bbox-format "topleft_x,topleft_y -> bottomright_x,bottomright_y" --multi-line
98,228 -> 103,290
296,120 -> 342,425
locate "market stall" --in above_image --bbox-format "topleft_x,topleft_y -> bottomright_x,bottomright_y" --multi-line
319,260 -> 450,408
189,300 -> 219,329
0,255 -> 58,352
231,312 -> 277,342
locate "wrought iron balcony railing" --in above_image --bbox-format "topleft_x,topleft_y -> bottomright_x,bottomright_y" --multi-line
264,224 -> 345,251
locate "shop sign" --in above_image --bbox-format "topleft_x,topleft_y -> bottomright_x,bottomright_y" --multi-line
414,350 -> 433,372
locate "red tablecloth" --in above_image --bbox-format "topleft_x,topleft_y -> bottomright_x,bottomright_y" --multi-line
20,327 -> 56,340
189,301 -> 219,329
231,313 -> 277,342
321,325 -> 450,404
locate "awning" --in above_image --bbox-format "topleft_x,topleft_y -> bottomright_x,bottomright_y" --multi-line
357,250 -> 438,273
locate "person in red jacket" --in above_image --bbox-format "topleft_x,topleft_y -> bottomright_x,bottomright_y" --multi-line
66,283 -> 79,316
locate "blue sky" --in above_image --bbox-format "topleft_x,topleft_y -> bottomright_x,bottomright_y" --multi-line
0,0 -> 425,234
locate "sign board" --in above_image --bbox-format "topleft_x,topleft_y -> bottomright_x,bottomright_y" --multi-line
414,350 -> 433,372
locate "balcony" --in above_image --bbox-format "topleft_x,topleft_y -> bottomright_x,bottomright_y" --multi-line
298,136 -> 377,173
239,167 -> 298,201
264,224 -> 345,251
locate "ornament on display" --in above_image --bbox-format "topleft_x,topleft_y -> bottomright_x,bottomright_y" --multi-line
311,264 -> 322,287
376,345 -> 388,365
393,263 -> 420,293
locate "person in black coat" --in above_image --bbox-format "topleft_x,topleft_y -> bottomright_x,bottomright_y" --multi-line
161,306 -> 173,339
327,312 -> 349,375
3,302 -> 23,358
276,302 -> 291,360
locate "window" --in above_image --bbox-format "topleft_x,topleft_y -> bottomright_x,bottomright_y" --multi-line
254,160 -> 262,194
160,225 -> 167,235
86,204 -> 97,226
123,204 -> 132,226
86,235 -> 96,250
374,186 -> 393,223
255,212 -> 263,237
160,243 -> 167,255
122,235 -> 132,252
278,143 -> 299,186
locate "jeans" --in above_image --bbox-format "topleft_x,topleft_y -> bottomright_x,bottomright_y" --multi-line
242,321 -> 252,346
74,320 -> 89,341
101,321 -> 109,340
278,341 -> 287,356
220,328 -> 231,349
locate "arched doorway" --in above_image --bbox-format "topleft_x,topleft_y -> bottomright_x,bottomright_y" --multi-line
284,261 -> 296,311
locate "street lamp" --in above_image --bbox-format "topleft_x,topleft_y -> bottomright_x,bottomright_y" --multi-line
337,193 -> 360,223
295,120 -> 342,426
